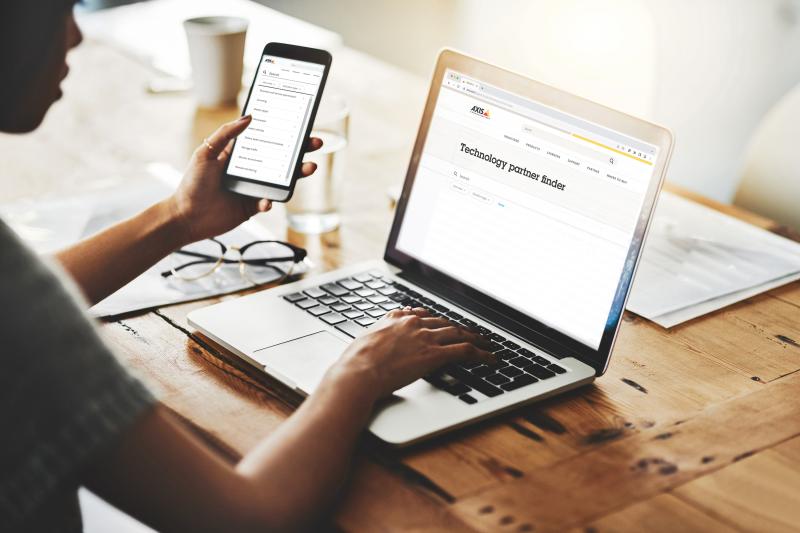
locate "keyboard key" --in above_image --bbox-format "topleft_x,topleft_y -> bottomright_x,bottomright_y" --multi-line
353,273 -> 372,283
517,348 -> 535,358
321,283 -> 349,297
295,298 -> 318,310
377,286 -> 398,296
331,303 -> 351,312
319,296 -> 339,306
499,366 -> 524,378
308,305 -> 331,317
354,301 -> 373,311
527,364 -> 556,380
492,348 -> 519,361
355,288 -> 376,297
380,301 -> 401,311
303,287 -> 326,299
488,342 -> 505,353
321,312 -> 346,325
406,289 -> 422,298
447,311 -> 463,320
338,279 -> 363,290
367,295 -> 389,304
503,340 -> 521,350
419,296 -> 434,306
490,332 -> 507,342
448,367 -> 504,397
476,326 -> 491,336
343,310 -> 364,319
355,316 -> 376,327
444,382 -> 471,395
341,294 -> 362,304
365,280 -> 386,289
486,373 -> 510,385
283,292 -> 306,303
368,270 -> 384,278
366,307 -> 386,318
459,393 -> 478,405
501,374 -> 537,391
533,355 -> 550,366
548,364 -> 567,374
335,320 -> 365,338
508,356 -> 531,368
470,365 -> 493,377
392,282 -> 410,292
472,380 -> 504,397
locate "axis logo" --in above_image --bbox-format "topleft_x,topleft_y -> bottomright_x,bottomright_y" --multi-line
470,105 -> 491,119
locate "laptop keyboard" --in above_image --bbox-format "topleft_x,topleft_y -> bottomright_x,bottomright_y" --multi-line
283,270 -> 567,404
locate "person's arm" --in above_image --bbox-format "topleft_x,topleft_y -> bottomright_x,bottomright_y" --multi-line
84,310 -> 494,532
56,116 -> 322,304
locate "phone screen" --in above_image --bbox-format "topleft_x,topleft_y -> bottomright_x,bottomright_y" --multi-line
227,54 -> 325,187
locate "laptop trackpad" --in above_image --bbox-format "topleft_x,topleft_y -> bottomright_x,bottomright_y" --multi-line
252,331 -> 348,394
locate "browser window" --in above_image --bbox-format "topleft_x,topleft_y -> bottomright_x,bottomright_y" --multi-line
228,55 -> 324,186
396,69 -> 660,349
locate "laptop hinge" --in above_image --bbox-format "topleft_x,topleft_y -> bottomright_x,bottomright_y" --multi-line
397,271 -> 580,362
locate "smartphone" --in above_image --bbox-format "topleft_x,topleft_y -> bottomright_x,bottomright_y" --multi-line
223,42 -> 332,202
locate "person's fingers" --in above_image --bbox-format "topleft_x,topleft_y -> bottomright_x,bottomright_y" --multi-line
306,136 -> 323,153
425,325 -> 475,344
218,138 -> 235,161
195,115 -> 252,161
297,161 -> 318,179
407,307 -> 431,317
416,317 -> 454,330
434,342 -> 496,366
257,198 -> 272,212
385,308 -> 408,319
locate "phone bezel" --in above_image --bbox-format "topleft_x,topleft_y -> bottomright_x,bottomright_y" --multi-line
223,42 -> 332,202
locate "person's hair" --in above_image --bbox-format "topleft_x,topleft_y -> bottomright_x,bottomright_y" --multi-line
0,1 -> 77,130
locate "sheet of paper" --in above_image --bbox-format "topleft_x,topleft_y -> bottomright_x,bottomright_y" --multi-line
1,163 -> 307,318
90,220 -> 306,318
647,272 -> 800,328
76,0 -> 342,79
627,191 -> 800,325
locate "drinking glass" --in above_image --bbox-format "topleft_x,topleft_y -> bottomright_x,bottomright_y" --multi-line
286,95 -> 349,234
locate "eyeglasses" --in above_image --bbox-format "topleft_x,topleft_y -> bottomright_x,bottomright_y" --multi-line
161,238 -> 307,285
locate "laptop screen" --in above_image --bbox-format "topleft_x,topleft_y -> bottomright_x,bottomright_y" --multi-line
393,68 -> 661,350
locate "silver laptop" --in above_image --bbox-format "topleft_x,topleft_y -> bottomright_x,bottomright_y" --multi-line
188,49 -> 673,446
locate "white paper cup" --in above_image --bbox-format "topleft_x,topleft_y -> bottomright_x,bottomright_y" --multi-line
183,16 -> 248,107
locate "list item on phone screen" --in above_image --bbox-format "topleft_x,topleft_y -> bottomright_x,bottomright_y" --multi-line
228,54 -> 324,186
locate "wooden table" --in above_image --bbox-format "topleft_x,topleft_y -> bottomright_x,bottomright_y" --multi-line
5,38 -> 800,533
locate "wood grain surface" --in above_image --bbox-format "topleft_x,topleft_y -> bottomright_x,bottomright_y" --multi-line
4,39 -> 800,532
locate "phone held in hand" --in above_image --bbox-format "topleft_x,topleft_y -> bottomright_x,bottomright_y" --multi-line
223,42 -> 332,202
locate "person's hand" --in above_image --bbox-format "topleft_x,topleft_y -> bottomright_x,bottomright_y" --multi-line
325,307 -> 495,400
167,115 -> 323,244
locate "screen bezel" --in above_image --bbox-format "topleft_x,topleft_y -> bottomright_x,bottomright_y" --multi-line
384,49 -> 673,376
223,42 -> 332,193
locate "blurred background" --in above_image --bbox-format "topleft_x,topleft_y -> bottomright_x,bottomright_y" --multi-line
80,0 -> 800,230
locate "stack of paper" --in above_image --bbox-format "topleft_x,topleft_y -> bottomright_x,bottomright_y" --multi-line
627,192 -> 800,327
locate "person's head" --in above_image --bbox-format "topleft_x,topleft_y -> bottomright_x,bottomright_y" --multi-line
0,1 -> 83,134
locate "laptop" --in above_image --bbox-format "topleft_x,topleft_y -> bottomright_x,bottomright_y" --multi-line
188,49 -> 673,446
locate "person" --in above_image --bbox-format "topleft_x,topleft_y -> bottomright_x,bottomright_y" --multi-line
0,2 -> 495,532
